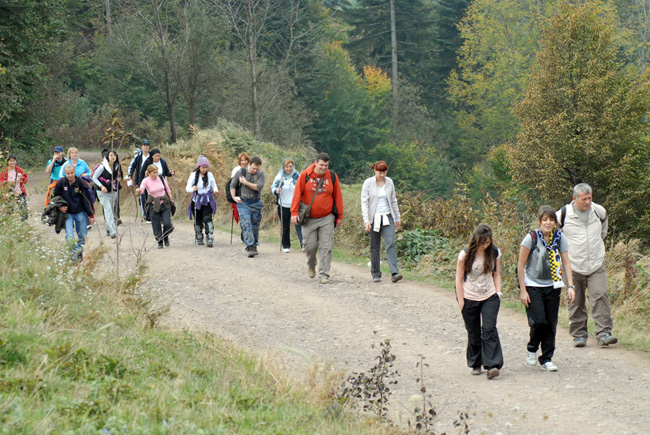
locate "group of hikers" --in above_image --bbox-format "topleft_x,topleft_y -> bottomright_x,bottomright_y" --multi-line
455,184 -> 617,380
1,141 -> 617,381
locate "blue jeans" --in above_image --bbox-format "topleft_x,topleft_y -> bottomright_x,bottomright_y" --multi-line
237,199 -> 263,248
65,211 -> 88,256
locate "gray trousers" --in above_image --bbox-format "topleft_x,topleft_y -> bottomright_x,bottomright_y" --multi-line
569,263 -> 613,339
302,213 -> 335,278
369,214 -> 399,278
97,191 -> 117,237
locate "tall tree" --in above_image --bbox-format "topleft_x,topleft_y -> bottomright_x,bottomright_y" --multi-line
508,1 -> 650,236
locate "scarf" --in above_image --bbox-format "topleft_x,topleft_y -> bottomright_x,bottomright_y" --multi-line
537,229 -> 564,288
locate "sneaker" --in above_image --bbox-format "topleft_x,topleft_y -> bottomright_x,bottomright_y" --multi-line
116,218 -> 122,226
597,333 -> 618,347
247,248 -> 256,258
471,367 -> 482,376
146,220 -> 152,224
391,273 -> 403,283
540,361 -> 558,372
308,268 -> 316,278
526,351 -> 537,366
373,277 -> 381,283
487,368 -> 500,380
574,337 -> 587,348
283,248 -> 290,253
110,234 -> 117,239
320,277 -> 329,284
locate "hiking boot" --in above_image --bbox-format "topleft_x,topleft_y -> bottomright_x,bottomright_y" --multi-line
373,277 -> 381,283
391,273 -> 403,283
574,337 -> 587,348
597,333 -> 618,347
116,218 -> 122,226
164,238 -> 170,247
540,361 -> 558,372
110,234 -> 117,239
158,241 -> 164,249
197,240 -> 204,246
247,246 -> 257,258
206,241 -> 213,248
526,351 -> 537,366
308,268 -> 316,278
487,368 -> 499,380
471,367 -> 482,376
320,277 -> 329,284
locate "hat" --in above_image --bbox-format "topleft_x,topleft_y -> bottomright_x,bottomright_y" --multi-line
196,155 -> 209,168
54,146 -> 64,153
150,148 -> 161,156
142,139 -> 150,145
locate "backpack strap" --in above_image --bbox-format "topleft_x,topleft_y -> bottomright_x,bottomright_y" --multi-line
559,205 -> 567,228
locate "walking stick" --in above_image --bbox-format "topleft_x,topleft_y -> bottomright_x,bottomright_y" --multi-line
278,195 -> 283,252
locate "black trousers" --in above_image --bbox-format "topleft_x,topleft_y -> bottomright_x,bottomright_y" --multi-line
277,204 -> 303,249
461,293 -> 503,370
151,204 -> 173,242
525,286 -> 561,364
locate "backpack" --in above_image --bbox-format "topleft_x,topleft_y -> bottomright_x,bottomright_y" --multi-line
225,168 -> 247,204
79,175 -> 97,204
558,205 -> 605,228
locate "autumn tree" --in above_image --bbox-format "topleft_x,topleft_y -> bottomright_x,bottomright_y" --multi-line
508,1 -> 650,236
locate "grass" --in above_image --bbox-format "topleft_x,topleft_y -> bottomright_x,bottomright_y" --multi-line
0,210 -> 392,433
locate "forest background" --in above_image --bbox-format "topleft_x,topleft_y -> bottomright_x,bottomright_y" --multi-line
2,0 -> 650,330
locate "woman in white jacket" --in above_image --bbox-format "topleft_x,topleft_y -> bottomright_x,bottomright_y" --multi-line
360,161 -> 402,283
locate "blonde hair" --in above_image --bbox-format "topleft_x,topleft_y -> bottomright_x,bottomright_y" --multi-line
146,164 -> 158,175
67,147 -> 79,159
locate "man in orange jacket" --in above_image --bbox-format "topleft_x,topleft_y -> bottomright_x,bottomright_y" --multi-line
291,152 -> 344,284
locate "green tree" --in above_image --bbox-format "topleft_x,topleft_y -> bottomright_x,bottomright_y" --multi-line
508,0 -> 650,236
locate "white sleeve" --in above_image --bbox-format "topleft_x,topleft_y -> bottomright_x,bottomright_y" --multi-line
210,173 -> 218,192
185,172 -> 195,193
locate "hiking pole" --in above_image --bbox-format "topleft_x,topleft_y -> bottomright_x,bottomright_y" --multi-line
278,196 -> 283,252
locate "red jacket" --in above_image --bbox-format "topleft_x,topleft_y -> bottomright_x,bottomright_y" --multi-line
0,166 -> 28,196
291,163 -> 344,221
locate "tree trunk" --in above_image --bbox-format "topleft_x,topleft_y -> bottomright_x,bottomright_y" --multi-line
390,0 -> 399,126
247,0 -> 262,140
164,70 -> 178,142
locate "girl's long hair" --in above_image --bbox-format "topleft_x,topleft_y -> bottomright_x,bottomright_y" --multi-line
464,223 -> 496,276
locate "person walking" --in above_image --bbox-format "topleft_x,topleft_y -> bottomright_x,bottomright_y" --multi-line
230,156 -> 265,257
290,152 -> 344,284
142,148 -> 175,183
455,223 -> 503,379
59,147 -> 91,178
271,157 -> 303,252
186,155 -> 219,248
45,146 -> 67,183
137,165 -> 174,249
360,161 -> 402,283
54,165 -> 95,261
230,152 -> 250,239
0,154 -> 29,221
517,206 -> 576,372
558,183 -> 617,348
127,139 -> 152,221
92,150 -> 122,239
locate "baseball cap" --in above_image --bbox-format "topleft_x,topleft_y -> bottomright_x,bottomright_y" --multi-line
142,139 -> 150,145
54,146 -> 64,153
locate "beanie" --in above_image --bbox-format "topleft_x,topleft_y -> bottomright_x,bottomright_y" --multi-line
196,155 -> 209,168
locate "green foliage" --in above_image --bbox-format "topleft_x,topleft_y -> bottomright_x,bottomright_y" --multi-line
395,229 -> 450,268
508,0 -> 650,237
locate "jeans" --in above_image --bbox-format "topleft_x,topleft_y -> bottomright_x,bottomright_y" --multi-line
64,211 -> 89,256
461,294 -> 503,370
369,214 -> 399,278
237,199 -> 263,248
525,286 -> 561,364
302,214 -> 335,278
97,191 -> 117,236
277,204 -> 303,249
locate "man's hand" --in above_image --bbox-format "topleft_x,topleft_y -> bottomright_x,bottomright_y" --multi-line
291,216 -> 299,225
336,219 -> 343,227
239,176 -> 246,185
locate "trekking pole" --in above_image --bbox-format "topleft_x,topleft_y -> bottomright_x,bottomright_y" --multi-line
278,195 -> 283,252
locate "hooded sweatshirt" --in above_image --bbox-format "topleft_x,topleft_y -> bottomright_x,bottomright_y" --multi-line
290,163 -> 344,221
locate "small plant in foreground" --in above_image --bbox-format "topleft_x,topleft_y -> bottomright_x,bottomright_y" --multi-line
408,355 -> 436,433
336,337 -> 399,422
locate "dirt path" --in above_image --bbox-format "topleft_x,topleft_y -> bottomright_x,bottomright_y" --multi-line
27,155 -> 650,434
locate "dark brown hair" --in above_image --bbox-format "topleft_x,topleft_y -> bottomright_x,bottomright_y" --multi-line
372,161 -> 388,171
537,205 -> 557,223
464,223 -> 496,276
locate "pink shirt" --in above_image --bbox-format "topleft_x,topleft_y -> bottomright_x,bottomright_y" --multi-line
8,170 -> 21,195
140,176 -> 171,202
458,249 -> 500,301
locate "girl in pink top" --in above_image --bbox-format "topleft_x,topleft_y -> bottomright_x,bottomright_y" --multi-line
455,223 -> 503,380
136,164 -> 174,248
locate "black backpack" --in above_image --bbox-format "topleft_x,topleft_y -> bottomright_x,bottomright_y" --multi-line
225,168 -> 246,204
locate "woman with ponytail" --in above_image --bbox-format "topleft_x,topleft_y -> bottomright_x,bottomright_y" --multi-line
186,155 -> 219,247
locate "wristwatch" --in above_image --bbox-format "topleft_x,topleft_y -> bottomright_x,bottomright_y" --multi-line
567,285 -> 575,289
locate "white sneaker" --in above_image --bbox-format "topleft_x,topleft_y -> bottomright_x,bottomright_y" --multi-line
526,351 -> 537,366
283,248 -> 290,253
540,361 -> 558,372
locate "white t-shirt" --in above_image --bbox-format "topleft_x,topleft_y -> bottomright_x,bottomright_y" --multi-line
376,185 -> 390,214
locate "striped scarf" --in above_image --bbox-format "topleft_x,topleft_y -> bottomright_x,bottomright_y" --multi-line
537,229 -> 564,288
